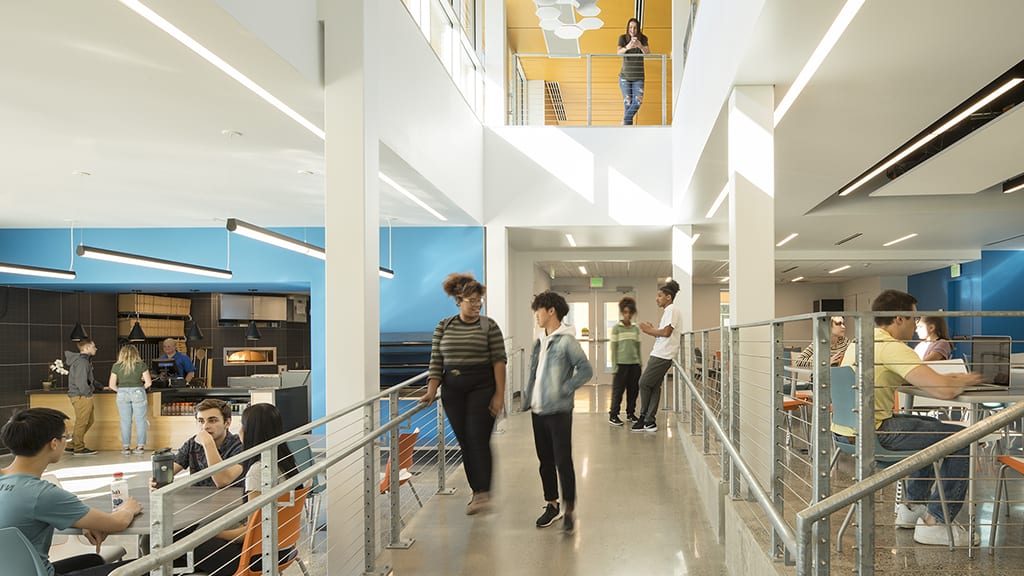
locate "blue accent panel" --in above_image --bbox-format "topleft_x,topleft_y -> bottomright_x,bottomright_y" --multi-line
379,399 -> 456,448
908,251 -> 1024,352
379,227 -> 484,333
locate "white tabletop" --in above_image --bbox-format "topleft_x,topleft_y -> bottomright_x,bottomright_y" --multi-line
67,485 -> 244,536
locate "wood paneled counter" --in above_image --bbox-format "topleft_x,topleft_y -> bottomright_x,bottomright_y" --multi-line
27,385 -> 309,452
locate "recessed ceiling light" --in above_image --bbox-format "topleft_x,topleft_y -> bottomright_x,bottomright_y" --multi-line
297,170 -> 315,176
71,171 -> 92,177
780,265 -> 799,274
720,277 -> 730,283
882,233 -> 918,247
578,265 -> 588,275
838,77 -> 1024,197
791,276 -> 805,282
1003,173 -> 1024,194
776,233 -> 798,247
834,232 -> 862,246
1006,182 -> 1024,194
565,233 -> 577,247
221,130 -> 243,138
828,265 -> 851,274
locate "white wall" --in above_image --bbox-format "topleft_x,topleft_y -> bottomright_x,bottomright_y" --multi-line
376,0 -> 484,220
839,275 -> 908,311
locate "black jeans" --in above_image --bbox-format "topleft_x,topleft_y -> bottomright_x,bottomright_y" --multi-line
55,554 -> 128,576
532,412 -> 576,506
441,365 -> 496,493
609,364 -> 641,417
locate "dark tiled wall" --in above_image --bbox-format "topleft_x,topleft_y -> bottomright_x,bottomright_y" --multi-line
0,287 -> 118,426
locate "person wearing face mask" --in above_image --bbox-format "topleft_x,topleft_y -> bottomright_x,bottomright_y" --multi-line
914,316 -> 953,361
418,273 -> 507,515
795,316 -> 850,367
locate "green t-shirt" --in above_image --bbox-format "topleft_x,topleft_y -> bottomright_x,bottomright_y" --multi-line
111,361 -> 148,388
0,472 -> 91,576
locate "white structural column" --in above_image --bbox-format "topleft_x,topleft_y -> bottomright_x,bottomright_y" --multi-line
323,1 -> 381,573
727,85 -> 775,487
672,225 -> 694,333
484,225 -> 508,336
483,0 -> 506,125
727,85 -> 775,324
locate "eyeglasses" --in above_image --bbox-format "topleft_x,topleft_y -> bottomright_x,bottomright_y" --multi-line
462,298 -> 484,306
832,321 -> 845,326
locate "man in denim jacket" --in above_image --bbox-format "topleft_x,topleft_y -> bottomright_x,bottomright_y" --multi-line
523,291 -> 593,534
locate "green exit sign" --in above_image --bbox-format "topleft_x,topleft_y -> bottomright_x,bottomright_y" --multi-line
950,263 -> 961,278
590,277 -> 604,288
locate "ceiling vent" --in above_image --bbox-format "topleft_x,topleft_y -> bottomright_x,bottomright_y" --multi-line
834,232 -> 862,246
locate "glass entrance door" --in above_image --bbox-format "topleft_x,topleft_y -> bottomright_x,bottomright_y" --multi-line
565,291 -> 636,386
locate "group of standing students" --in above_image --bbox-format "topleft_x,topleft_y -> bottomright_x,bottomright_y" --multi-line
420,273 -> 683,534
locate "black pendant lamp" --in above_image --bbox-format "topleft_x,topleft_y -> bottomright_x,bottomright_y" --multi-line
187,319 -> 205,342
245,320 -> 262,341
128,317 -> 147,342
69,322 -> 89,342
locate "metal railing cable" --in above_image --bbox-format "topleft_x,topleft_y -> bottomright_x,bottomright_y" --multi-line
110,371 -> 435,576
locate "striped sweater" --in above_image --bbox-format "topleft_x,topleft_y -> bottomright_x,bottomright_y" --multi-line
610,321 -> 642,372
428,315 -> 507,379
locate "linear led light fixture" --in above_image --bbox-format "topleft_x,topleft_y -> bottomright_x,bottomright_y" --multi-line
565,233 -> 577,247
76,245 -> 232,279
774,0 -> 865,127
883,233 -> 918,247
705,183 -> 729,219
791,276 -> 805,282
720,277 -> 730,283
118,0 -> 325,140
379,267 -> 395,279
226,218 -> 325,260
578,265 -> 588,275
0,262 -> 77,280
1003,173 -> 1024,194
838,77 -> 1023,197
378,172 -> 447,222
776,233 -> 799,247
690,233 -> 701,246
828,265 -> 851,274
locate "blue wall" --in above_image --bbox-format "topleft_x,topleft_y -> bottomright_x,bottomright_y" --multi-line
908,250 -> 1024,351
379,227 -> 484,333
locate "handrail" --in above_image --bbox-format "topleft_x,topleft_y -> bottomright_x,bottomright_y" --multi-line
794,399 -> 1024,576
673,358 -> 798,554
110,401 -> 429,575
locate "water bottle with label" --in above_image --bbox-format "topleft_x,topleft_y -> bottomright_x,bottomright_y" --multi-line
110,472 -> 128,508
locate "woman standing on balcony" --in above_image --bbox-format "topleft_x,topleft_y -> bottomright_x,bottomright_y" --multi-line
617,17 -> 649,125
418,272 -> 507,515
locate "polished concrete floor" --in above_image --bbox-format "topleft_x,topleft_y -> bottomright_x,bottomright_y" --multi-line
380,383 -> 729,576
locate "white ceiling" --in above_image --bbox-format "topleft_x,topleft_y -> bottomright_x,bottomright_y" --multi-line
2,0 -> 1023,286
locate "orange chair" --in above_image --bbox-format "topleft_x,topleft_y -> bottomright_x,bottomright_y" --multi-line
233,486 -> 310,576
379,428 -> 422,507
988,455 -> 1024,549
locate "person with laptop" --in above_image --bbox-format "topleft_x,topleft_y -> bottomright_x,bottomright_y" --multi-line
157,338 -> 196,384
837,289 -> 983,546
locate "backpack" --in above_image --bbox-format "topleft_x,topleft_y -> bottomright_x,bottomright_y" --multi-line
442,314 -> 490,336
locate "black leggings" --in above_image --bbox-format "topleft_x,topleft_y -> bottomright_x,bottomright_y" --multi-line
55,555 -> 129,576
441,365 -> 496,493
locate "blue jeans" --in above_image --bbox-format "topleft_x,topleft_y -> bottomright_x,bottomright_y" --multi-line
619,78 -> 644,125
116,388 -> 148,447
877,414 -> 969,523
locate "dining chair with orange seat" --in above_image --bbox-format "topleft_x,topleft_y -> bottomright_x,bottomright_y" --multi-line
988,455 -> 1024,550
379,428 -> 423,508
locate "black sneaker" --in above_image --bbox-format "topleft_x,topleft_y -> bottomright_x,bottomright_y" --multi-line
630,420 -> 646,432
626,414 -> 639,423
562,510 -> 575,534
64,446 -> 75,453
74,448 -> 98,456
644,421 -> 658,433
536,503 -> 561,528
608,415 -> 624,427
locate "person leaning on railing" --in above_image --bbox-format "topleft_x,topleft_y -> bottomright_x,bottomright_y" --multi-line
834,289 -> 983,547
794,316 -> 850,367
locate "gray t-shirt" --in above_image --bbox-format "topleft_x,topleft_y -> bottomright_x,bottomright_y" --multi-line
0,472 -> 91,576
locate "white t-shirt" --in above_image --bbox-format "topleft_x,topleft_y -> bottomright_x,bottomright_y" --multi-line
650,303 -> 683,360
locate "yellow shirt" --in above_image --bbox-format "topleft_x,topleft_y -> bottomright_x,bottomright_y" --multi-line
833,327 -> 921,436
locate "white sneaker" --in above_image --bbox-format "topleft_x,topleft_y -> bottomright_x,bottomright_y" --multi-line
895,503 -> 927,528
121,447 -> 131,456
913,518 -> 979,546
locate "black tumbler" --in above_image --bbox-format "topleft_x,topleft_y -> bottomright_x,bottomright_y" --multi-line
152,448 -> 174,488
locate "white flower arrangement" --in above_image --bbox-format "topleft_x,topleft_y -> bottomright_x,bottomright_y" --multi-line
47,358 -> 69,380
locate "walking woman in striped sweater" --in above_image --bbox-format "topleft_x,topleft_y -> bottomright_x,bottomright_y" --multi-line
418,273 -> 507,515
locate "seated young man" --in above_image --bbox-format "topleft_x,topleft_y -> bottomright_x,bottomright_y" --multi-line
166,399 -> 245,489
837,289 -> 983,547
0,408 -> 143,576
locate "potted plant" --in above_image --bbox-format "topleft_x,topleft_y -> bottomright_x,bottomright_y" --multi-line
43,358 -> 68,390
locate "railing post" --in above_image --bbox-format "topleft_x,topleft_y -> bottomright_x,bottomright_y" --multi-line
661,54 -> 667,126
854,313 -> 876,576
729,326 -> 741,498
702,331 -> 710,454
770,321 -> 787,562
436,398 -> 456,495
149,487 -> 173,576
259,446 -> 279,575
720,329 -> 731,488
687,334 -> 696,434
363,402 -> 379,574
586,54 -> 592,126
811,315 -> 831,574
386,390 -> 413,548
